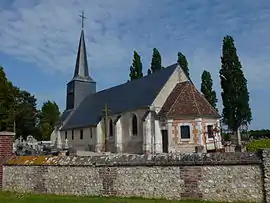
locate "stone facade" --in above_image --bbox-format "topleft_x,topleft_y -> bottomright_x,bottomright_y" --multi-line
2,151 -> 270,202
169,118 -> 222,153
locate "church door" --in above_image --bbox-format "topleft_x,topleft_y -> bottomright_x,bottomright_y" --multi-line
161,130 -> 168,153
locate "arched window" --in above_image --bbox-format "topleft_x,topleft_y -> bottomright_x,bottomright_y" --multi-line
132,114 -> 138,136
109,119 -> 113,137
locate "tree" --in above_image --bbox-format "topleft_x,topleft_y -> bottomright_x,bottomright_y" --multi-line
14,89 -> 39,139
129,51 -> 143,81
220,35 -> 252,148
177,52 -> 189,78
148,48 -> 162,74
39,101 -> 60,140
201,70 -> 217,110
0,67 -> 14,131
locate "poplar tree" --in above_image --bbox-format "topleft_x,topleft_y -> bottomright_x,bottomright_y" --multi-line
201,70 -> 217,110
148,48 -> 162,74
129,51 -> 143,81
220,35 -> 252,148
177,52 -> 189,78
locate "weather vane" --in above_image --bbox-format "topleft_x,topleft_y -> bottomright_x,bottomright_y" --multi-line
79,11 -> 87,29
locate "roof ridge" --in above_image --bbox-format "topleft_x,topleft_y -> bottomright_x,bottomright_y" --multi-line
166,82 -> 186,117
91,63 -> 178,96
195,86 -> 220,116
190,82 -> 201,116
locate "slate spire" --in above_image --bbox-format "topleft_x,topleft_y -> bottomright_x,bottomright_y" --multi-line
73,29 -> 94,82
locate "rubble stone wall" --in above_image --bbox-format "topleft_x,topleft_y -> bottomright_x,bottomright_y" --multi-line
2,151 -> 269,202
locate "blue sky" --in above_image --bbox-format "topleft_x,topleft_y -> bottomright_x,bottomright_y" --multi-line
0,0 -> 269,130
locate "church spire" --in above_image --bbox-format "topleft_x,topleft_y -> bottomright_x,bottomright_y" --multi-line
73,11 -> 93,82
65,11 -> 96,110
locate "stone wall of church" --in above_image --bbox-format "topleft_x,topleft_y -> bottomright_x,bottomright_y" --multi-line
3,151 -> 270,202
169,118 -> 220,153
61,127 -> 96,151
120,110 -> 145,154
105,109 -> 146,154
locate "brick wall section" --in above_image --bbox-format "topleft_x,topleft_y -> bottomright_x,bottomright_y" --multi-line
180,166 -> 202,199
0,131 -> 14,189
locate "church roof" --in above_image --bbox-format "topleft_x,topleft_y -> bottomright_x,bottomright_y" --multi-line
158,81 -> 220,119
71,30 -> 95,83
61,64 -> 178,130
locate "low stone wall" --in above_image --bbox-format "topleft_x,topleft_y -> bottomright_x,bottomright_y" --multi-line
2,151 -> 269,202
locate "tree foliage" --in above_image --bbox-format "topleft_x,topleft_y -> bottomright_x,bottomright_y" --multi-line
177,52 -> 189,78
129,51 -> 143,81
148,48 -> 163,74
39,101 -> 60,140
220,35 -> 252,133
0,67 -> 14,131
14,89 -> 39,139
0,66 -> 60,140
200,70 -> 217,110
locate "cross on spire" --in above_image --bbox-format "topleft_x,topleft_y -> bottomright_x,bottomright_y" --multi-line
79,11 -> 87,29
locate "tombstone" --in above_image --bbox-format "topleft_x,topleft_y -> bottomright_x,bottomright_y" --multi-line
64,139 -> 69,149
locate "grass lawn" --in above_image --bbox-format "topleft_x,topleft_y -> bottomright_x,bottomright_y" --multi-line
0,192 -> 249,203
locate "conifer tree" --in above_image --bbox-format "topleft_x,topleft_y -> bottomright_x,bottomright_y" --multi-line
129,51 -> 143,81
177,52 -> 189,78
201,70 -> 217,110
220,35 -> 252,148
148,48 -> 162,74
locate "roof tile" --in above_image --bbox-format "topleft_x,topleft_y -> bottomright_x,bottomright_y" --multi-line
159,81 -> 220,118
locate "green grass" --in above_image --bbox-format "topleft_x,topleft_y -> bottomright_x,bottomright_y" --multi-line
0,192 -> 250,203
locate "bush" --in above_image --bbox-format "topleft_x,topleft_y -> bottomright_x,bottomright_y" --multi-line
246,139 -> 270,152
249,130 -> 270,140
222,133 -> 231,141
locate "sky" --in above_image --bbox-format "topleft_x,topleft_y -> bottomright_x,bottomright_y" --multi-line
0,0 -> 269,130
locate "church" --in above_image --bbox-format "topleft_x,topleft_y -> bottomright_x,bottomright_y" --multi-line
57,25 -> 223,154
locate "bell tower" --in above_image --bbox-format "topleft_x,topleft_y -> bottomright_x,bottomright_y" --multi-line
66,12 -> 96,110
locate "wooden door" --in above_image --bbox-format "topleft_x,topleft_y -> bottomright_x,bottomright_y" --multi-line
161,130 -> 168,153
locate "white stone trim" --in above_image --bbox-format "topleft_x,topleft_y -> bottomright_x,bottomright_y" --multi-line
95,121 -> 104,152
195,118 -> 203,146
205,122 -> 216,142
143,113 -> 152,153
179,123 -> 193,143
115,117 -> 123,153
166,120 -> 173,151
154,120 -> 162,153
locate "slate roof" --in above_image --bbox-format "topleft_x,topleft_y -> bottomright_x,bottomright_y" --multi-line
61,64 -> 178,130
58,109 -> 73,126
71,30 -> 95,83
158,81 -> 220,119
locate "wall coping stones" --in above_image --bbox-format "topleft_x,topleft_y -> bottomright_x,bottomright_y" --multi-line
4,152 -> 261,167
0,131 -> 15,136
